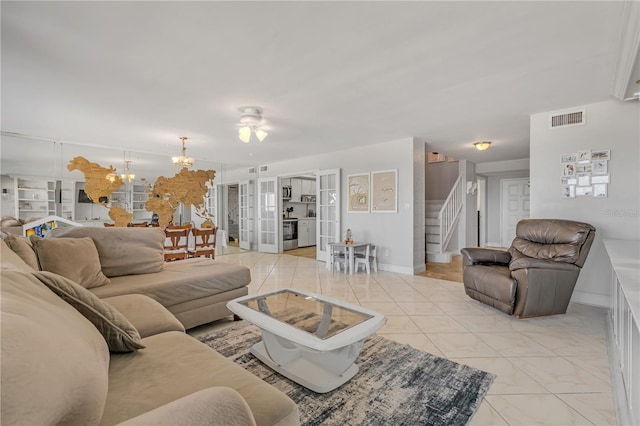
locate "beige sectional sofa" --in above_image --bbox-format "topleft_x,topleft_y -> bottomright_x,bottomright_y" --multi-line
48,226 -> 251,329
1,237 -> 300,425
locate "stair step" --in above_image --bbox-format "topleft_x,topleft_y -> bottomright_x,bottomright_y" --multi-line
425,204 -> 443,211
425,211 -> 439,219
426,234 -> 440,243
425,218 -> 440,226
425,225 -> 440,234
426,243 -> 441,252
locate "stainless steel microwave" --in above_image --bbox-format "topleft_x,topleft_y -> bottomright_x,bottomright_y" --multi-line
283,186 -> 292,199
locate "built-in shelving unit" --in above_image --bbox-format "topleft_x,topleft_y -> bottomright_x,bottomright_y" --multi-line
14,178 -> 56,221
131,183 -> 150,221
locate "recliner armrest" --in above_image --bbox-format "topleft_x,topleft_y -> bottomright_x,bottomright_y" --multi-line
116,387 -> 257,426
461,248 -> 511,266
509,257 -> 581,272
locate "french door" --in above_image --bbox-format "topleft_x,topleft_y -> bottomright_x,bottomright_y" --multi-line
501,178 -> 530,247
316,169 -> 341,262
257,177 -> 279,253
238,180 -> 255,250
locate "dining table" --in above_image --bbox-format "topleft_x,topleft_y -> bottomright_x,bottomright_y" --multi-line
327,241 -> 369,274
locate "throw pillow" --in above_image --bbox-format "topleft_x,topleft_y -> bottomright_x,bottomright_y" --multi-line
32,270 -> 145,352
3,234 -> 39,270
31,236 -> 110,289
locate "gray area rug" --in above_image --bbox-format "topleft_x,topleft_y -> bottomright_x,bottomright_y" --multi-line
199,322 -> 494,426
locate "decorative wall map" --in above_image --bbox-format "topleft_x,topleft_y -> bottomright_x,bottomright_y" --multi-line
67,156 -> 124,205
67,156 -> 215,228
146,167 -> 216,227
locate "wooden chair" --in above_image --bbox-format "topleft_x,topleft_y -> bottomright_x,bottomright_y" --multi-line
164,224 -> 192,262
103,223 -> 115,227
190,227 -> 217,259
128,222 -> 148,227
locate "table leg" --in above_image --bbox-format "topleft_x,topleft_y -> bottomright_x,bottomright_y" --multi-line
349,246 -> 354,274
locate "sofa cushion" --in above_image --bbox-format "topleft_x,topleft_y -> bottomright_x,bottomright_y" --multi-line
0,239 -> 35,272
103,294 -> 185,338
102,331 -> 299,426
1,270 -> 110,426
90,257 -> 251,308
32,237 -> 110,289
33,271 -> 145,352
3,234 -> 39,270
49,227 -> 165,277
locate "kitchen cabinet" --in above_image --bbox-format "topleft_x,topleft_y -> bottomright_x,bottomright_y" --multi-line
302,179 -> 315,195
290,178 -> 302,202
298,218 -> 316,247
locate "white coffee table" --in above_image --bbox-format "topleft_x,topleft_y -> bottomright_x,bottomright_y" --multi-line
227,289 -> 386,393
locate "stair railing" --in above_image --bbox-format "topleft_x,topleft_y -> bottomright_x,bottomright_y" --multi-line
437,173 -> 465,252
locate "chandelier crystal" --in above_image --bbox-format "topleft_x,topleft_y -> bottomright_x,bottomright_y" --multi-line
120,160 -> 135,183
172,136 -> 194,167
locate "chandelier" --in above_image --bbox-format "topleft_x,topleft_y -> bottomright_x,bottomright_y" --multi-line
238,106 -> 268,143
172,136 -> 194,167
120,160 -> 135,183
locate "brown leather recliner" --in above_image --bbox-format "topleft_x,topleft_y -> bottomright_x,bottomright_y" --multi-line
461,219 -> 596,318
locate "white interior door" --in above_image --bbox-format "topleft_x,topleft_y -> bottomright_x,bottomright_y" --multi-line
257,177 -> 279,253
316,169 -> 341,262
501,178 -> 530,247
239,180 -> 254,250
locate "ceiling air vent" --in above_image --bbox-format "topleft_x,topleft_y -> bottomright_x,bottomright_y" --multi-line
259,164 -> 268,173
549,109 -> 585,129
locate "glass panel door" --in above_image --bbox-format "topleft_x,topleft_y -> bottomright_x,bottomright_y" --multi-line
316,169 -> 341,262
257,177 -> 279,253
239,180 -> 255,250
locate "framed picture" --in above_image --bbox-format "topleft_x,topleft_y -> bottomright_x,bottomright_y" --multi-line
575,163 -> 593,174
592,160 -> 608,174
427,152 -> 446,163
576,186 -> 593,197
371,169 -> 397,213
562,163 -> 575,176
561,153 -> 576,163
577,150 -> 591,163
593,183 -> 608,198
591,174 -> 610,184
561,177 -> 577,185
347,173 -> 370,213
591,150 -> 610,161
562,185 -> 575,199
577,174 -> 590,186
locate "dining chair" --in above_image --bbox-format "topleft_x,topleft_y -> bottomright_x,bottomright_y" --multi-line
354,244 -> 378,274
329,243 -> 348,273
164,224 -> 192,262
190,227 -> 217,259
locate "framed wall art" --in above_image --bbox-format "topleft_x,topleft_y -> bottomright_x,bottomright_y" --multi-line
371,169 -> 397,213
347,173 -> 370,213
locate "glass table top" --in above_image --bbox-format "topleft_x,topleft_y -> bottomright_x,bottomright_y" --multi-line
239,289 -> 373,340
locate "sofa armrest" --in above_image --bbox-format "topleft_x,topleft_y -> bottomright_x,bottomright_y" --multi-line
116,387 -> 256,426
461,248 -> 511,266
103,294 -> 185,338
509,257 -> 581,272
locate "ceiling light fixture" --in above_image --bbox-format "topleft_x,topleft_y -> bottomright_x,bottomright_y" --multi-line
238,106 -> 268,143
172,136 -> 194,167
120,160 -> 135,183
474,141 -> 492,151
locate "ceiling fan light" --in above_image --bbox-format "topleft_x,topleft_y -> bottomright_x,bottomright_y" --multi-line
255,128 -> 268,142
239,126 -> 252,143
474,141 -> 492,151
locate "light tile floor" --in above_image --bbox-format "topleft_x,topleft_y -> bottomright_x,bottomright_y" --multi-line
188,251 -> 616,426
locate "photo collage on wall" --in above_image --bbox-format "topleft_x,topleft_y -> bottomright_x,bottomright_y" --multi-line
561,149 -> 610,199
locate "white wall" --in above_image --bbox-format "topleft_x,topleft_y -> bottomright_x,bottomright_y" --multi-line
1,175 -> 16,217
530,99 -> 640,307
425,160 -> 459,200
257,137 -> 424,274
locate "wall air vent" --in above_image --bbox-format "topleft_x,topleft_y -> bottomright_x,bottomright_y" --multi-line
248,167 -> 256,174
549,109 -> 585,129
259,164 -> 268,173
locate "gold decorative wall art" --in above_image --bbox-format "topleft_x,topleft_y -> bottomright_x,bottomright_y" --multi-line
67,156 -> 124,205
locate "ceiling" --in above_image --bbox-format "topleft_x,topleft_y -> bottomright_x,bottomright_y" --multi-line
1,1 -> 636,172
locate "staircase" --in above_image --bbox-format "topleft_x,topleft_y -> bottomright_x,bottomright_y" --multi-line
425,173 -> 465,263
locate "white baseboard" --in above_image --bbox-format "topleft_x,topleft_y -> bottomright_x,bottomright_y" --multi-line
377,263 -> 415,275
571,290 -> 610,308
413,263 -> 426,274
